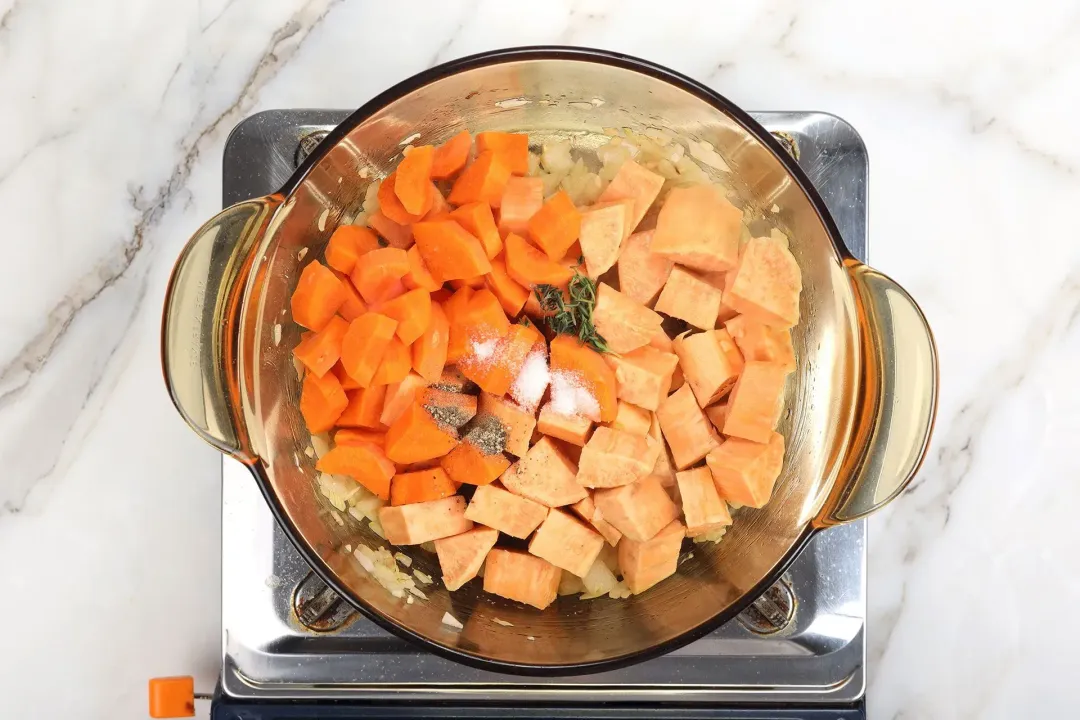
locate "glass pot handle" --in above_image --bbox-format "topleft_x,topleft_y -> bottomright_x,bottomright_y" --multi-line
815,261 -> 939,527
160,195 -> 280,463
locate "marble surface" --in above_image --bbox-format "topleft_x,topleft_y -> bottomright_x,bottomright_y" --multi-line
1,0 -> 1078,717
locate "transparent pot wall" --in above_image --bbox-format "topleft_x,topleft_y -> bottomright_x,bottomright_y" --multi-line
237,57 -> 861,666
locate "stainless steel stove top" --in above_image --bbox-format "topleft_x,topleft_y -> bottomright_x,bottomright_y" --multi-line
218,110 -> 868,706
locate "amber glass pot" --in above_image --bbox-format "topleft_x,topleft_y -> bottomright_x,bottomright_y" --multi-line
161,47 -> 937,674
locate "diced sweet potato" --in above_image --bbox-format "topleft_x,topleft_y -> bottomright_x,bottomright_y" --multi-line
576,426 -> 660,488
603,346 -> 679,411
647,413 -> 677,487
705,401 -> 729,435
528,508 -> 605,578
483,549 -> 560,610
570,495 -> 623,546
435,526 -> 499,591
537,405 -> 594,446
578,200 -> 633,278
390,467 -> 457,506
648,326 -> 674,353
724,236 -> 802,328
593,475 -> 679,542
478,393 -> 536,457
617,230 -> 674,307
724,315 -> 796,373
608,401 -> 651,437
378,495 -> 472,545
464,484 -> 548,539
592,283 -> 664,354
501,436 -> 587,507
419,386 -> 478,429
676,467 -> 733,537
596,160 -> 664,234
650,185 -> 741,272
654,266 -> 724,330
656,384 -> 722,469
618,518 -> 685,594
722,361 -> 788,443
672,329 -> 745,408
706,432 -> 785,507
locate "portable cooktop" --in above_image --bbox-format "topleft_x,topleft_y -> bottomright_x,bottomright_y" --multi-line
211,109 -> 869,719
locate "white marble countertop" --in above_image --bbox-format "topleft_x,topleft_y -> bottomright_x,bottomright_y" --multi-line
2,0 -> 1078,717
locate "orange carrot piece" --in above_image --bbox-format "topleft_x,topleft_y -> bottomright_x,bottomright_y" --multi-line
412,302 -> 450,383
370,336 -> 411,386
448,150 -> 511,207
340,313 -> 398,387
394,145 -> 435,215
449,275 -> 486,290
403,245 -> 441,292
378,172 -> 431,225
293,315 -> 349,377
333,428 -> 385,446
443,286 -> 474,327
368,211 -> 413,250
333,362 -> 362,390
550,334 -> 618,423
449,202 -> 502,259
440,441 -> 510,486
291,261 -> 347,331
460,322 -> 543,396
380,372 -> 429,426
325,225 -> 380,274
378,288 -> 432,345
475,132 -> 530,175
316,443 -> 395,500
528,191 -> 581,260
350,247 -> 410,305
498,176 -> 543,237
424,182 -> 451,219
299,370 -> 348,433
412,219 -> 492,283
431,130 -> 471,180
449,289 -> 511,366
332,272 -> 368,321
504,232 -> 575,288
384,402 -> 460,464
337,384 -> 388,428
390,467 -> 457,506
484,257 -> 529,317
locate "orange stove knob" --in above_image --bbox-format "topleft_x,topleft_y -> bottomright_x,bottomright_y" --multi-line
148,676 -> 195,718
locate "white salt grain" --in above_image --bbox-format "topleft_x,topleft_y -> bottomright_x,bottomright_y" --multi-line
471,338 -> 499,361
511,350 -> 549,411
549,371 -> 600,420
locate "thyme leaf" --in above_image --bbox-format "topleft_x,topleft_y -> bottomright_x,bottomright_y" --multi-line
533,270 -> 612,353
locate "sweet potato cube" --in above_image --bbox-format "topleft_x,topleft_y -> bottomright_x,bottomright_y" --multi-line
569,494 -> 623,546
648,414 -> 677,487
608,401 -> 651,437
724,236 -> 802,328
676,467 -> 733,537
618,518 -> 685,594
724,315 -> 796,373
673,329 -> 745,408
537,405 -> 594,446
591,283 -> 664,354
617,230 -> 674,307
654,266 -> 724,330
528,508 -> 606,578
596,159 -> 664,234
650,184 -> 741,272
656,384 -> 722,469
579,200 -> 633,278
603,345 -> 679,412
705,401 -> 729,434
500,436 -> 587,507
483,549 -> 560,610
378,495 -> 472,545
706,432 -> 785,507
576,426 -> 660,488
594,474 -> 679,543
464,483 -> 548,539
722,361 -> 788,443
477,393 -> 536,457
435,526 -> 499,591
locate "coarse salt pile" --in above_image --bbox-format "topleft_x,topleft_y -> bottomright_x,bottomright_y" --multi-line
548,370 -> 600,421
510,350 -> 549,412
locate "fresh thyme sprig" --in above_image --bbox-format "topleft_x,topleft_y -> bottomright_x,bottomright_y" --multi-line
534,270 -> 612,353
